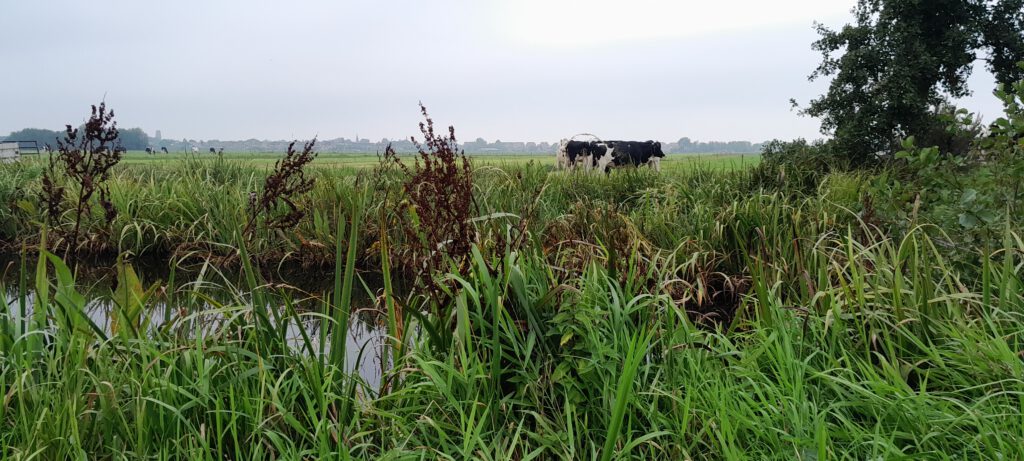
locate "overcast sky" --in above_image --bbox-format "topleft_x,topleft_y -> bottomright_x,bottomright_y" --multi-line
0,1 -> 1008,143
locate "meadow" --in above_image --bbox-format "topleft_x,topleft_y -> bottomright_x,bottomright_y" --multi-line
1,148 -> 1022,459
114,151 -> 759,171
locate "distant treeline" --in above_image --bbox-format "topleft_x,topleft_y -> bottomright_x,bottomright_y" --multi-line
667,138 -> 764,154
5,127 -> 150,150
5,128 -> 765,154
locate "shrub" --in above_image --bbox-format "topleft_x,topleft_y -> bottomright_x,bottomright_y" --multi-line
750,138 -> 848,192
244,139 -> 318,238
382,104 -> 477,300
916,103 -> 986,157
40,102 -> 122,258
869,72 -> 1024,266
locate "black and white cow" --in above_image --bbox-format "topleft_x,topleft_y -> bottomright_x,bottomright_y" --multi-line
604,140 -> 664,171
145,147 -> 154,155
161,146 -> 169,154
557,140 -> 612,171
557,139 -> 664,172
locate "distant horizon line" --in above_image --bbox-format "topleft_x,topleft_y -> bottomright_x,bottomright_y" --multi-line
3,128 -> 776,146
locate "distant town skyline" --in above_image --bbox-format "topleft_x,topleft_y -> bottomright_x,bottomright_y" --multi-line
4,125 -> 772,147
4,124 -> 770,155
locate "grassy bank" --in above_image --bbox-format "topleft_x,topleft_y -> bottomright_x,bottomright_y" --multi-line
2,153 -> 1023,459
110,151 -> 759,170
0,154 -> 759,266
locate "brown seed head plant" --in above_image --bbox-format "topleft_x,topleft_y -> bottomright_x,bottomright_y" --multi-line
382,103 -> 477,302
40,102 -> 122,260
244,138 -> 319,238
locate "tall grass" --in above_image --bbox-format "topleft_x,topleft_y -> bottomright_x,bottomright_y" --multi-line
0,157 -> 775,268
1,157 -> 1022,458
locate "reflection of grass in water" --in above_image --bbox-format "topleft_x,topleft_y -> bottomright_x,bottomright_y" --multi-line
1,249 -> 389,379
0,251 -> 392,309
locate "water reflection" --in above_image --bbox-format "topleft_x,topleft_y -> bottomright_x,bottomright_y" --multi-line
0,256 -> 391,389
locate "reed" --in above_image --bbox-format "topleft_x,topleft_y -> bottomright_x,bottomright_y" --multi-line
1,150 -> 1022,458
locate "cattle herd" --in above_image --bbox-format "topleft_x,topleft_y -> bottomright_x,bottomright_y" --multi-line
557,138 -> 664,172
84,137 -> 666,171
141,146 -> 215,155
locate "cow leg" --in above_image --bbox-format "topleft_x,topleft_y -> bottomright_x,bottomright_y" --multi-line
649,157 -> 661,172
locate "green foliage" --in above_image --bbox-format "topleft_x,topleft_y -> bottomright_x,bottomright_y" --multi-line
870,72 -> 1024,265
3,127 -> 62,147
919,103 -> 987,156
116,127 -> 150,150
11,125 -> 148,153
671,137 -> 763,153
2,216 -> 1023,458
110,256 -> 158,338
1,99 -> 1023,456
0,161 -> 41,237
803,0 -> 1024,163
983,0 -> 1024,85
750,138 -> 848,192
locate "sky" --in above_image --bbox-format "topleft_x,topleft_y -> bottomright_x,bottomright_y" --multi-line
0,1 -> 1009,144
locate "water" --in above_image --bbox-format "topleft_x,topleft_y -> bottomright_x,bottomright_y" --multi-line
0,255 -> 393,389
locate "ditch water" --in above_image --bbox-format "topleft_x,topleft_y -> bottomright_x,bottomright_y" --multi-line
0,254 -> 393,389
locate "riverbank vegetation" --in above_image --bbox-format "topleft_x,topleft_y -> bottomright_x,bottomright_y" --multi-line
1,80 -> 1022,458
3,0 -> 1024,450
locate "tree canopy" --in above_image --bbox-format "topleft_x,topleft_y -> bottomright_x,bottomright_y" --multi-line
4,128 -> 63,148
118,127 -> 150,150
7,126 -> 150,150
803,0 -> 1024,164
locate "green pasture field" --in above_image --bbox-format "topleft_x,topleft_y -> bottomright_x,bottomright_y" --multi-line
117,151 -> 761,171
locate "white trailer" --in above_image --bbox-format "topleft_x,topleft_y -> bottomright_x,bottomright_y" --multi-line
0,141 -> 41,163
0,142 -> 19,163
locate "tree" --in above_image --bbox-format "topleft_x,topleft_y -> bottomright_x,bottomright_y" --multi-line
984,0 -> 1024,85
803,0 -> 1024,164
5,128 -> 63,147
117,128 -> 149,150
